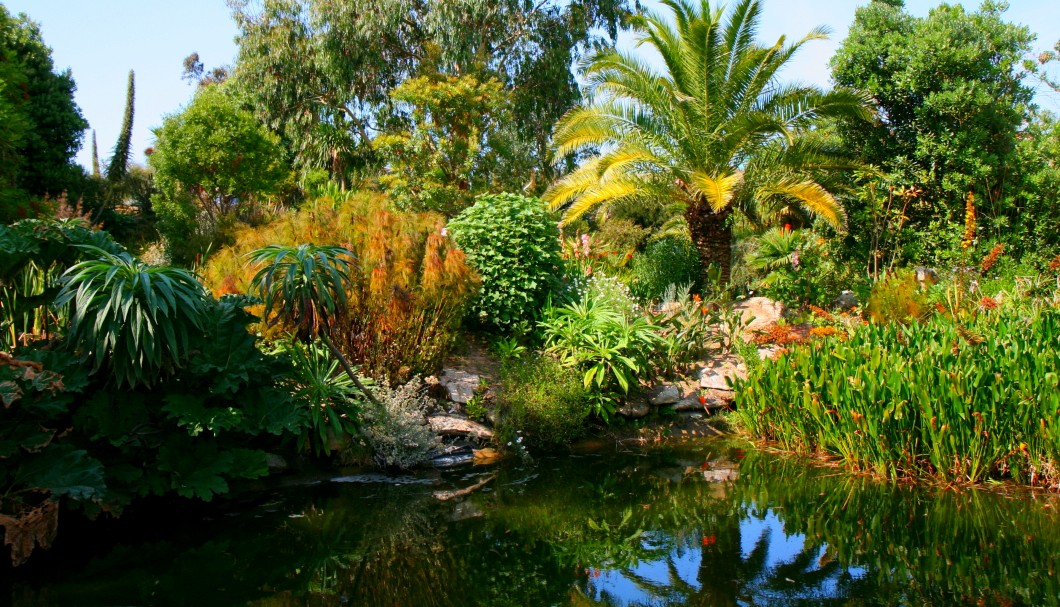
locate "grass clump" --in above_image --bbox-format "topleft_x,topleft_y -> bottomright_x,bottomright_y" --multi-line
498,355 -> 591,449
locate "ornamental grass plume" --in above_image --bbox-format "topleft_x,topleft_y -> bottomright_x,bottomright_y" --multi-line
960,192 -> 977,250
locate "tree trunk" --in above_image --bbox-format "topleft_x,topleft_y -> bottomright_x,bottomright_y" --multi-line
685,202 -> 733,286
320,332 -> 382,408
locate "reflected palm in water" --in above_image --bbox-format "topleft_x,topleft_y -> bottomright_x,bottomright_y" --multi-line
8,444 -> 1060,606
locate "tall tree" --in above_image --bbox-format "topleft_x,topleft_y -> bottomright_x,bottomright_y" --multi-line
228,0 -> 631,191
0,6 -> 88,220
106,70 -> 135,182
830,0 -> 1035,232
543,0 -> 872,281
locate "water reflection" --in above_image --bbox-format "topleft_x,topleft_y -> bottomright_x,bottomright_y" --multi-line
6,444 -> 1059,606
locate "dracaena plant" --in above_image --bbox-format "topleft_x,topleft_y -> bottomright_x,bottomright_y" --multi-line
246,243 -> 379,405
54,246 -> 209,387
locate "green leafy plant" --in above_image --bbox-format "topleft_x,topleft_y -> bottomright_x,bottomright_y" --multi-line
54,246 -> 209,387
540,293 -> 660,421
448,192 -> 563,332
735,306 -> 1060,486
279,339 -> 363,455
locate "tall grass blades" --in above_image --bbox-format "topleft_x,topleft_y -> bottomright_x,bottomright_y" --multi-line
734,306 -> 1060,487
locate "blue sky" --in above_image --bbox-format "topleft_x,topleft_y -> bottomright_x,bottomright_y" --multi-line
6,0 -> 1059,171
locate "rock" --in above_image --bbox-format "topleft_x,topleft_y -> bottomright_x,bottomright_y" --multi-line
756,345 -> 785,360
835,290 -> 858,311
649,384 -> 681,406
428,414 -> 494,440
265,453 -> 288,473
915,266 -> 939,288
670,390 -> 732,412
699,355 -> 746,391
439,368 -> 480,404
733,297 -> 786,338
616,401 -> 651,419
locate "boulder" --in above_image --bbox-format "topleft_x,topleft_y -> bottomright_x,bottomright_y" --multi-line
649,384 -> 681,406
835,290 -> 858,311
439,368 -> 480,404
428,414 -> 494,440
670,390 -> 732,412
699,355 -> 746,391
616,401 -> 651,419
733,297 -> 786,338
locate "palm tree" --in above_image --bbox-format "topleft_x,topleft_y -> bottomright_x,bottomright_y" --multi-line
543,0 -> 873,283
247,243 -> 380,406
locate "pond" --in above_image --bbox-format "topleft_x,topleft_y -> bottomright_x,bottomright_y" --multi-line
4,441 -> 1059,606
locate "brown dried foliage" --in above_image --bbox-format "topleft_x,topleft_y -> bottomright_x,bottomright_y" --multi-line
0,501 -> 59,567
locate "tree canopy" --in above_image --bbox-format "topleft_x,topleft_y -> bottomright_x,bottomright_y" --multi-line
0,6 -> 88,221
228,0 -> 632,198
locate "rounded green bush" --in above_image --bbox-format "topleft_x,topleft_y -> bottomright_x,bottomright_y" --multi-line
629,235 -> 701,301
498,355 -> 590,449
447,192 -> 562,332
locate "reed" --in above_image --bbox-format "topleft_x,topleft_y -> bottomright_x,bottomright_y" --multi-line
201,192 -> 479,383
734,305 -> 1060,487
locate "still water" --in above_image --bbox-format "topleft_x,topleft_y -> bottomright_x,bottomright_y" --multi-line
5,441 -> 1059,606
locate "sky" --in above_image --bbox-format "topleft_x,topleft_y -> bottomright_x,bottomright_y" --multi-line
6,0 -> 1060,172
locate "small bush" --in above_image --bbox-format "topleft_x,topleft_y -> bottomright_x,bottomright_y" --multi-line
867,270 -> 933,324
629,235 -> 701,301
447,192 -> 563,331
498,355 -> 591,449
361,377 -> 439,470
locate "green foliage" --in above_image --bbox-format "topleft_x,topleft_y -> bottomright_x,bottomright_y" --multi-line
540,292 -> 660,421
865,269 -> 933,325
1,219 -> 124,350
0,6 -> 88,221
647,285 -> 722,378
279,339 -> 362,455
229,0 -> 631,187
498,355 -> 590,449
734,306 -> 1060,486
55,247 -> 209,388
247,243 -> 354,341
448,193 -> 563,331
831,1 -> 1039,258
375,74 -> 511,215
544,0 -> 872,279
149,85 -> 288,263
629,236 -> 701,301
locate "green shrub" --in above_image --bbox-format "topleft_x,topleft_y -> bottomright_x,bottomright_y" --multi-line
734,306 -> 1060,486
866,269 -> 933,324
629,235 -> 700,301
448,192 -> 562,331
498,355 -> 591,448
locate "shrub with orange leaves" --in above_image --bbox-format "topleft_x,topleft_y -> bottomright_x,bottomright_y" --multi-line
202,191 -> 479,383
1049,254 -> 1060,272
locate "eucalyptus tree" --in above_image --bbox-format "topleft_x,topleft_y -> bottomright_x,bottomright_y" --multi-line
543,0 -> 872,282
247,244 -> 380,406
228,0 -> 631,190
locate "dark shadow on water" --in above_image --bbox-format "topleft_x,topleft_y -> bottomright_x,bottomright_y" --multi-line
4,442 -> 1059,606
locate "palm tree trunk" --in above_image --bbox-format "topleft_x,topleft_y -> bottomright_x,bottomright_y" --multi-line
686,202 -> 733,286
319,332 -> 382,407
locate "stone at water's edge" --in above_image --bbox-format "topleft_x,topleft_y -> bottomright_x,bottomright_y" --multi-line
649,384 -> 681,405
670,391 -> 731,412
700,354 -> 746,391
616,401 -> 652,419
439,368 -> 480,404
428,414 -> 494,440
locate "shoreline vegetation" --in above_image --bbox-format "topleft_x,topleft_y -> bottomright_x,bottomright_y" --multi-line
3,0 -> 1060,572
